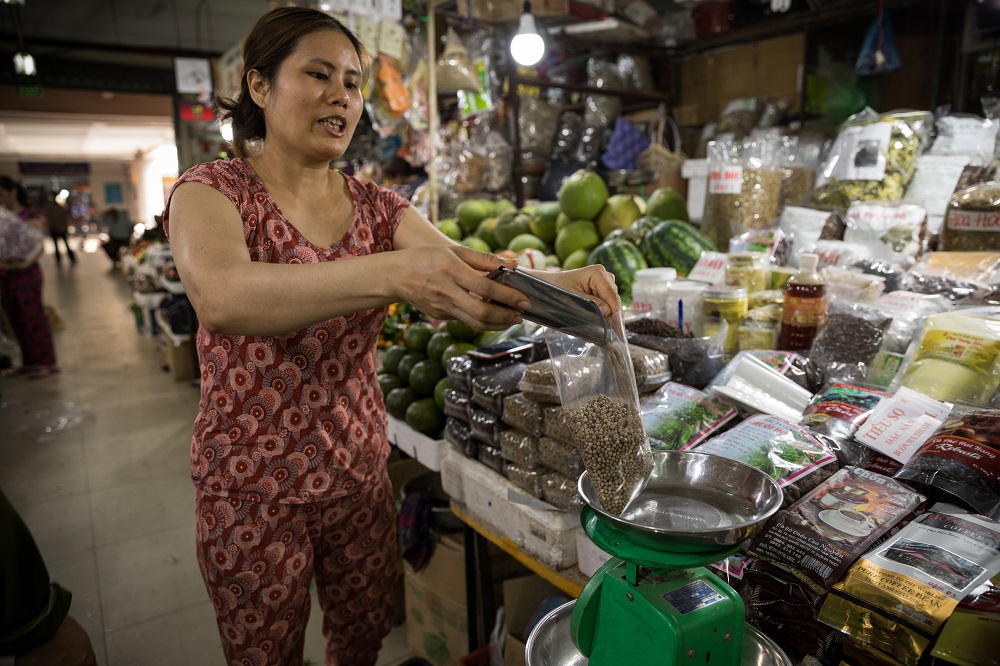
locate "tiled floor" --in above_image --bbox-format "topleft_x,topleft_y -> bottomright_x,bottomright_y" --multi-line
0,243 -> 413,666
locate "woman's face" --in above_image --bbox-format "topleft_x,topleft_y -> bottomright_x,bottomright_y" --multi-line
254,29 -> 364,163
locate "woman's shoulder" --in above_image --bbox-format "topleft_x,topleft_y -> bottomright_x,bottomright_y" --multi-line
178,158 -> 253,192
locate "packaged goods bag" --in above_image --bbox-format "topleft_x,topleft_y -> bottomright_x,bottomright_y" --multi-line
818,504 -> 1000,666
799,383 -> 891,466
703,138 -> 783,249
640,382 -> 738,452
942,181 -> 1000,252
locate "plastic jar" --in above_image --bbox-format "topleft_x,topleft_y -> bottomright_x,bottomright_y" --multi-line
631,268 -> 677,317
703,286 -> 748,359
725,252 -> 766,293
664,280 -> 707,337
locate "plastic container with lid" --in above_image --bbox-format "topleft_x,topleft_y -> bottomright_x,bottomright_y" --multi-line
664,280 -> 708,337
725,252 -> 767,293
703,285 -> 748,359
630,267 -> 677,317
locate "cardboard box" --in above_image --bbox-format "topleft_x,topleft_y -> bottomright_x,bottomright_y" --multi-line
405,534 -> 468,666
503,574 -> 568,666
155,309 -> 196,381
455,0 -> 568,23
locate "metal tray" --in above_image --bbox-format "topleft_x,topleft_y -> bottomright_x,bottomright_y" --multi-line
526,600 -> 792,666
578,450 -> 782,552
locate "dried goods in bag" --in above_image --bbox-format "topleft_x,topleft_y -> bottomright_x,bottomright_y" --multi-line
541,472 -> 584,512
746,466 -> 925,594
504,461 -> 544,498
842,201 -> 926,265
538,435 -> 584,480
818,504 -> 1000,666
471,363 -> 527,415
501,393 -> 544,436
942,181 -> 1000,251
695,414 -> 837,505
641,382 -> 738,451
703,139 -> 783,248
894,407 -> 1000,520
498,429 -> 540,468
799,383 -> 892,466
545,312 -> 653,515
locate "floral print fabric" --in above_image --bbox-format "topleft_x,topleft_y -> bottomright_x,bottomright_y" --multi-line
163,158 -> 409,503
194,466 -> 397,666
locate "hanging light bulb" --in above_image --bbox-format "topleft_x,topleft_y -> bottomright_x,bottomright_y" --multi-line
510,1 -> 545,67
13,52 -> 36,76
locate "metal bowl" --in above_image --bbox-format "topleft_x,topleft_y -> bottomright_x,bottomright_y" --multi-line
526,600 -> 792,666
578,450 -> 782,552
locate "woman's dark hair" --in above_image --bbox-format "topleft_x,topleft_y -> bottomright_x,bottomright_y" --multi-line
0,175 -> 29,207
217,7 -> 371,158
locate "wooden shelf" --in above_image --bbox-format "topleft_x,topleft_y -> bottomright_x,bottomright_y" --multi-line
675,0 -> 932,56
512,74 -> 670,103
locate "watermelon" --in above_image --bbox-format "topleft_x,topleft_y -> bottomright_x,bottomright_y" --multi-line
639,220 -> 716,277
587,239 -> 648,305
623,216 -> 661,246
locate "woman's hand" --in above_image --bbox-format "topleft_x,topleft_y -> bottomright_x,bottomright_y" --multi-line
394,245 -> 530,332
523,265 -> 621,318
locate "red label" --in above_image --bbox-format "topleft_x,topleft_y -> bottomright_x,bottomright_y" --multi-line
947,210 -> 1000,232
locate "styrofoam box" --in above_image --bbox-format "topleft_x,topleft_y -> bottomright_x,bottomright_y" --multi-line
576,526 -> 614,578
386,415 -> 446,472
440,448 -> 580,570
681,158 -> 708,223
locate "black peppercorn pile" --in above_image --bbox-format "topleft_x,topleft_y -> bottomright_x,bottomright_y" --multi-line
568,394 -> 652,515
626,318 -> 691,339
808,314 -> 886,382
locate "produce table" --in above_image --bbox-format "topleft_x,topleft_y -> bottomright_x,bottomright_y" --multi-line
449,499 -> 587,652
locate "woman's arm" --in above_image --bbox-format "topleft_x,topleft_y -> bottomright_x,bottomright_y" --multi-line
168,183 -> 528,336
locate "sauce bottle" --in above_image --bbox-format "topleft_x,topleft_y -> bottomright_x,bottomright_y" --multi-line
778,253 -> 826,352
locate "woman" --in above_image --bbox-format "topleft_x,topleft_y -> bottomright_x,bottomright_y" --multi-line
0,176 -> 58,379
164,8 -> 618,666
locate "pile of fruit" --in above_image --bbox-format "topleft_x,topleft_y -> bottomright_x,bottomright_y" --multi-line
379,319 -> 484,438
438,169 -> 716,304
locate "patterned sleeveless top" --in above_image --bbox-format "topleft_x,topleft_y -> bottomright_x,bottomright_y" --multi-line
162,158 -> 409,503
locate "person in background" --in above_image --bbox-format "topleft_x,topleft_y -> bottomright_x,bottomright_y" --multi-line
0,487 -> 97,665
0,176 -> 58,380
381,155 -> 428,202
163,7 -> 619,666
101,207 -> 134,267
43,191 -> 76,266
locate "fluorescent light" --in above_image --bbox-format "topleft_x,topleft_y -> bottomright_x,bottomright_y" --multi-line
511,7 -> 544,67
14,52 -> 36,76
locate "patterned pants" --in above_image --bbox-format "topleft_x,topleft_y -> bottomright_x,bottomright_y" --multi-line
194,468 -> 397,666
0,264 -> 56,368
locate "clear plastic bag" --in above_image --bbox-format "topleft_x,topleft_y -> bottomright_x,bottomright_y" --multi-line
498,429 -> 540,468
518,96 -> 561,171
778,134 -> 823,211
703,138 -> 783,249
501,393 -> 544,436
717,98 -> 763,139
929,114 -> 999,162
807,303 -> 891,384
435,27 -> 482,94
505,462 -> 544,498
469,407 -> 506,447
538,435 -> 585,479
477,443 -> 506,476
903,251 -> 1000,301
472,363 -> 527,415
519,359 -> 561,405
843,200 -> 926,265
942,181 -> 1000,251
444,388 -> 472,421
446,355 -> 473,392
813,108 -> 933,210
706,350 -> 825,394
541,472 -> 585,512
481,130 -> 513,192
542,404 -> 575,444
446,416 -> 476,458
545,312 -> 653,515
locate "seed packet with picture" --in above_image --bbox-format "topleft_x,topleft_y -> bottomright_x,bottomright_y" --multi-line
641,382 -> 738,452
545,311 -> 653,516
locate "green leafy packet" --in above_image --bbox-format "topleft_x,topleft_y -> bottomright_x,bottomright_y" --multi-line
695,414 -> 837,505
640,382 -> 738,452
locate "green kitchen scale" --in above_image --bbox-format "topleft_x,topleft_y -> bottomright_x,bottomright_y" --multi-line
526,450 -> 791,666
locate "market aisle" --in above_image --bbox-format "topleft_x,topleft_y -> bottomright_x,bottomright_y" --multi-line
0,246 -> 412,665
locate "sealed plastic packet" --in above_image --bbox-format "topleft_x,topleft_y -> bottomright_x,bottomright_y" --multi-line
640,382 -> 738,451
799,383 -> 892,466
545,311 -> 654,516
842,200 -> 926,266
942,181 -> 1000,251
703,138 -> 783,249
807,300 -> 891,384
902,251 -> 1000,301
818,504 -> 1000,666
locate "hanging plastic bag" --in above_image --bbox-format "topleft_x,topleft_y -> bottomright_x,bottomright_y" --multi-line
435,26 -> 482,95
855,8 -> 901,76
544,312 -> 653,516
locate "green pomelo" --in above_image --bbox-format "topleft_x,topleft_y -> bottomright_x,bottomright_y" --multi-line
403,321 -> 436,354
494,213 -> 533,249
530,202 -> 561,242
508,233 -> 547,253
408,359 -> 445,397
554,220 -> 601,261
378,372 -> 401,396
461,236 -> 492,253
493,199 -> 517,216
434,377 -> 450,411
645,187 -> 689,223
442,342 -> 478,363
558,169 -> 609,220
555,212 -> 573,232
381,345 -> 407,375
456,199 -> 495,233
435,218 -> 462,241
561,248 -> 590,270
396,352 -> 427,386
426,331 -> 457,367
475,217 -> 499,250
385,387 -> 416,420
596,194 -> 643,239
405,398 -> 445,436
443,320 -> 480,342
